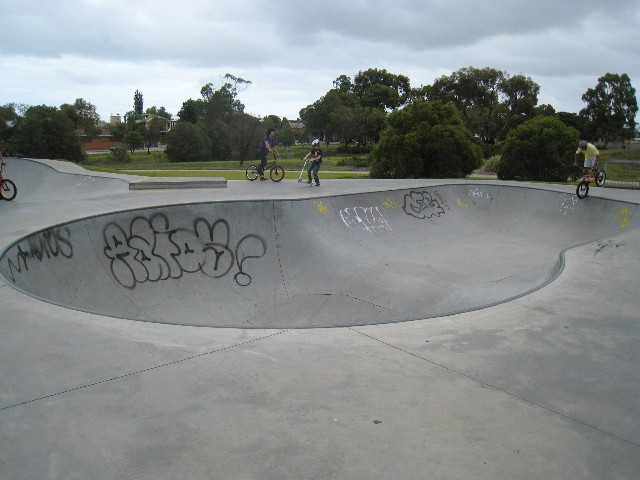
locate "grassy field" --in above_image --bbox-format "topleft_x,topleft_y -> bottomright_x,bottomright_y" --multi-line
81,144 -> 640,182
83,145 -> 370,179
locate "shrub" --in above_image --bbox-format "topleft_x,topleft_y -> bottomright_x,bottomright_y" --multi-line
497,116 -> 579,182
483,155 -> 500,173
370,100 -> 482,178
109,145 -> 130,163
165,122 -> 212,162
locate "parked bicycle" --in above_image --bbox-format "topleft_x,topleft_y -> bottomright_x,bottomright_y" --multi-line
245,152 -> 285,182
576,166 -> 606,199
0,162 -> 17,201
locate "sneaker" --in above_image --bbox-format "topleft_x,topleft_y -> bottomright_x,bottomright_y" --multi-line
306,180 -> 312,184
315,183 -> 320,187
260,176 -> 267,181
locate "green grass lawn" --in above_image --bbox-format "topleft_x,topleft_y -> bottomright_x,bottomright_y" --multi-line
79,144 -> 640,183
83,145 -> 371,179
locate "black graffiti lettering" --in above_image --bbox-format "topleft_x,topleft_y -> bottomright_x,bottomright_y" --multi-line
102,214 -> 266,288
234,234 -> 268,287
56,228 -> 73,258
403,191 -> 446,220
1,227 -> 74,283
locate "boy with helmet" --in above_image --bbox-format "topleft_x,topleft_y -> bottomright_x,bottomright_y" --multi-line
574,140 -> 600,173
303,139 -> 323,186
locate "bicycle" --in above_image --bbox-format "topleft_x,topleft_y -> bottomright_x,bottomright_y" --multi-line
245,152 -> 285,182
0,163 -> 17,201
576,166 -> 606,199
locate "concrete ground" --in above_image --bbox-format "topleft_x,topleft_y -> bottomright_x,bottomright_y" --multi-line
1,158 -> 639,479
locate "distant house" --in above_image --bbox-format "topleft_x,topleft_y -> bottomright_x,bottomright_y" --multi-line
82,124 -> 121,152
83,113 -> 173,152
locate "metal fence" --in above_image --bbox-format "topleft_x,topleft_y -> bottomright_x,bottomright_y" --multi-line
603,159 -> 640,189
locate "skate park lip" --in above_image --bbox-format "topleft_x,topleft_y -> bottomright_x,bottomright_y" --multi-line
1,174 -> 638,328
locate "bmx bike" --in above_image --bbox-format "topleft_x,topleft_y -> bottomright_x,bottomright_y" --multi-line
245,153 -> 285,182
0,163 -> 17,201
576,166 -> 606,199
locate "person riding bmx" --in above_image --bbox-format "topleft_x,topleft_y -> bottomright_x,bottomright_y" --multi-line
573,140 -> 600,174
257,128 -> 278,180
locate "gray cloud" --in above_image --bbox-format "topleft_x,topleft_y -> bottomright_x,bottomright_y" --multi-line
1,0 -> 638,121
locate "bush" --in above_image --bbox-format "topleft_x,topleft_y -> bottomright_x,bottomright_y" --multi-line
483,155 -> 500,173
165,122 -> 212,162
497,116 -> 579,182
370,100 -> 482,178
480,142 -> 503,159
109,145 -> 131,163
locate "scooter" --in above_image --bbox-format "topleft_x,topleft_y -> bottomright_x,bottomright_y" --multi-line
297,158 -> 309,183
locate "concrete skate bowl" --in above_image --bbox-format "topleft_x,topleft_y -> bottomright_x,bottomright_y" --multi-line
1,185 -> 637,328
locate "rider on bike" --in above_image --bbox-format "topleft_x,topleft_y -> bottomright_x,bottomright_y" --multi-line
257,128 -> 278,181
573,140 -> 600,174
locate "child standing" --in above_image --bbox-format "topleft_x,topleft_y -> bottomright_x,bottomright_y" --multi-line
303,139 -> 322,186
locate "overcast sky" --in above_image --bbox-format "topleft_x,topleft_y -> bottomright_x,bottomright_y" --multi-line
2,0 -> 639,123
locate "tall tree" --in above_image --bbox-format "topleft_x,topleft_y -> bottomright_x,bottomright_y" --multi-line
60,98 -> 101,148
352,68 -> 411,110
13,105 -> 84,162
580,73 -> 638,146
134,90 -> 144,115
428,66 -> 540,143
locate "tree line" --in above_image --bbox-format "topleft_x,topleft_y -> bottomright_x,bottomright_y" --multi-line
1,67 -> 636,180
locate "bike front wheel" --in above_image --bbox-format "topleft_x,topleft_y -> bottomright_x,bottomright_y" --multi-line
576,181 -> 589,199
596,170 -> 606,187
270,166 -> 285,182
245,165 -> 259,181
0,179 -> 16,201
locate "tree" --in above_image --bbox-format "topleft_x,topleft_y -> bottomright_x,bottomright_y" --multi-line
276,121 -> 296,158
0,104 -> 19,152
352,68 -> 411,110
146,106 -> 172,120
143,116 -> 166,153
428,66 -> 540,143
60,98 -> 101,149
134,90 -> 144,115
580,73 -> 638,146
13,105 -> 84,162
124,130 -> 144,153
223,112 -> 262,163
497,116 -> 579,182
178,99 -> 203,123
300,89 -> 358,150
165,122 -> 212,162
370,100 -> 482,178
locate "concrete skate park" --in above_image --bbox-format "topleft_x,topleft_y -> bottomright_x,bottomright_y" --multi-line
1,157 -> 639,479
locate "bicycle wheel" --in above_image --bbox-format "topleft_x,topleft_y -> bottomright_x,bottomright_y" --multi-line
576,181 -> 589,199
245,165 -> 259,181
596,170 -> 606,187
1,179 -> 16,201
270,165 -> 285,182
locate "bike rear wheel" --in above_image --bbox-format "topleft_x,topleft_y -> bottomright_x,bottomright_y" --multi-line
1,179 -> 16,201
576,180 -> 589,199
596,170 -> 606,187
245,165 -> 259,181
270,165 -> 285,182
